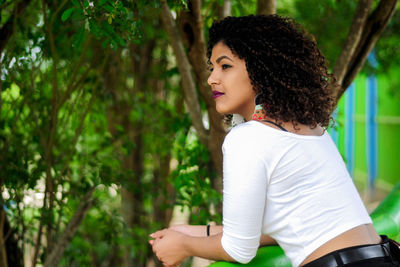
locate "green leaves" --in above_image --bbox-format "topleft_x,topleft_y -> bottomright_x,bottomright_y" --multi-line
60,0 -> 138,50
61,8 -> 75,22
170,133 -> 222,224
100,0 -> 109,6
73,26 -> 86,49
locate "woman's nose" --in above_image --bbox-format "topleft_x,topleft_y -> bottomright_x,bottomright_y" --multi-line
207,70 -> 219,86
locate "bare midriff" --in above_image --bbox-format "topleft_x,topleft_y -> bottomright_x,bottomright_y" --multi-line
299,224 -> 382,266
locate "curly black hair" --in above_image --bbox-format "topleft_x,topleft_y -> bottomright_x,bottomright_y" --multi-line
207,15 -> 336,128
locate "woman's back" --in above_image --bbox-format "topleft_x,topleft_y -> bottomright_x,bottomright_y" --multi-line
221,120 -> 373,266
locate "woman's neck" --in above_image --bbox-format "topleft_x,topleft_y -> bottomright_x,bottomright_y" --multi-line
248,104 -> 325,136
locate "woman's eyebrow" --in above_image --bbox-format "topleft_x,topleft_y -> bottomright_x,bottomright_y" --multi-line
216,55 -> 233,63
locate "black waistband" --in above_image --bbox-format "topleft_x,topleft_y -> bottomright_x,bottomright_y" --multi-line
303,236 -> 392,267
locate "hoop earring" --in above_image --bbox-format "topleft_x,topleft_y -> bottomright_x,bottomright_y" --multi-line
254,93 -> 263,106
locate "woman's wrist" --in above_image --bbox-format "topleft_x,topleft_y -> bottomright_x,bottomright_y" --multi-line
182,235 -> 196,257
191,225 -> 209,237
207,224 -> 223,236
180,235 -> 193,258
169,225 -> 207,237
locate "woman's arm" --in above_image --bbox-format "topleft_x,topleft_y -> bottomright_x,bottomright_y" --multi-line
169,224 -> 222,237
169,224 -> 277,246
150,128 -> 276,265
150,229 -> 234,266
260,234 -> 277,246
184,232 -> 235,261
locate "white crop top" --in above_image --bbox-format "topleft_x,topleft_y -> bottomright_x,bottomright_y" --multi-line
220,120 -> 372,267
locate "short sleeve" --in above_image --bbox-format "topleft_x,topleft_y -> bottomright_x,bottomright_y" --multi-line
221,126 -> 269,263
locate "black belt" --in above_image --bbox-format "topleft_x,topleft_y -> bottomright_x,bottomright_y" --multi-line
304,241 -> 391,267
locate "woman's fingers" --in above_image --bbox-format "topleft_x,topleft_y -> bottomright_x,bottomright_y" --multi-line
151,238 -> 159,253
150,229 -> 167,239
149,229 -> 185,266
149,229 -> 165,251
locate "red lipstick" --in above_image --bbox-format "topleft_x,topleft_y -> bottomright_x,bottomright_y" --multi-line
212,90 -> 224,99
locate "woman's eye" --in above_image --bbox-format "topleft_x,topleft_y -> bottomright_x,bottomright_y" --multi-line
209,67 -> 214,72
222,64 -> 232,70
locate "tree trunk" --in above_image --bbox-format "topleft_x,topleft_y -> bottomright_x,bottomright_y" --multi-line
0,0 -> 32,53
103,48 -> 139,267
104,34 -> 159,266
0,208 -> 8,267
152,154 -> 174,226
178,0 -> 226,190
160,0 -> 209,147
257,0 -> 276,15
219,0 -> 231,19
162,0 -> 226,195
0,206 -> 23,267
120,188 -> 138,267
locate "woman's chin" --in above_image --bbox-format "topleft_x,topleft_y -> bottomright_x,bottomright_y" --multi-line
215,105 -> 233,115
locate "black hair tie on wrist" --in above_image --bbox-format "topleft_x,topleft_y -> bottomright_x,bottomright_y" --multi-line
207,224 -> 211,236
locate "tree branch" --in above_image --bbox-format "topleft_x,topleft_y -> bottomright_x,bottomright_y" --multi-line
218,0 -> 231,19
160,0 -> 209,145
59,89 -> 97,177
334,0 -> 398,102
31,187 -> 48,267
58,36 -> 93,109
43,187 -> 96,267
0,0 -> 32,54
39,2 -> 72,249
332,0 -> 373,92
257,0 -> 276,15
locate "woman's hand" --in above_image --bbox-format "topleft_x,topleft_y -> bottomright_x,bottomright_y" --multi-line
149,229 -> 190,266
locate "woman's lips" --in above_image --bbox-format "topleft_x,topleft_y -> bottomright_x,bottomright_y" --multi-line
212,90 -> 225,99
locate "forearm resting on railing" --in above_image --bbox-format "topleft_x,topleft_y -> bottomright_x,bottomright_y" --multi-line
169,224 -> 277,246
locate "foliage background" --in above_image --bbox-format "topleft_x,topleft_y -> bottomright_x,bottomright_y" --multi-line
0,0 -> 399,266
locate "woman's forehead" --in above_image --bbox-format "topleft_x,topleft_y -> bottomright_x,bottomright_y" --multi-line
210,42 -> 235,62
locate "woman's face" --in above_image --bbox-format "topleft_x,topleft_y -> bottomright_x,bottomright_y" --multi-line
207,42 -> 256,120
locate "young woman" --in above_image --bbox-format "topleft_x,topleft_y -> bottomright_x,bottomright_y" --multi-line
149,15 -> 399,267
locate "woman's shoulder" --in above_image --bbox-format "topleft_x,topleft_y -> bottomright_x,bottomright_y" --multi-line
229,120 -> 330,140
226,120 -> 285,141
224,120 -> 331,151
223,121 -> 277,151
226,121 -> 262,140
